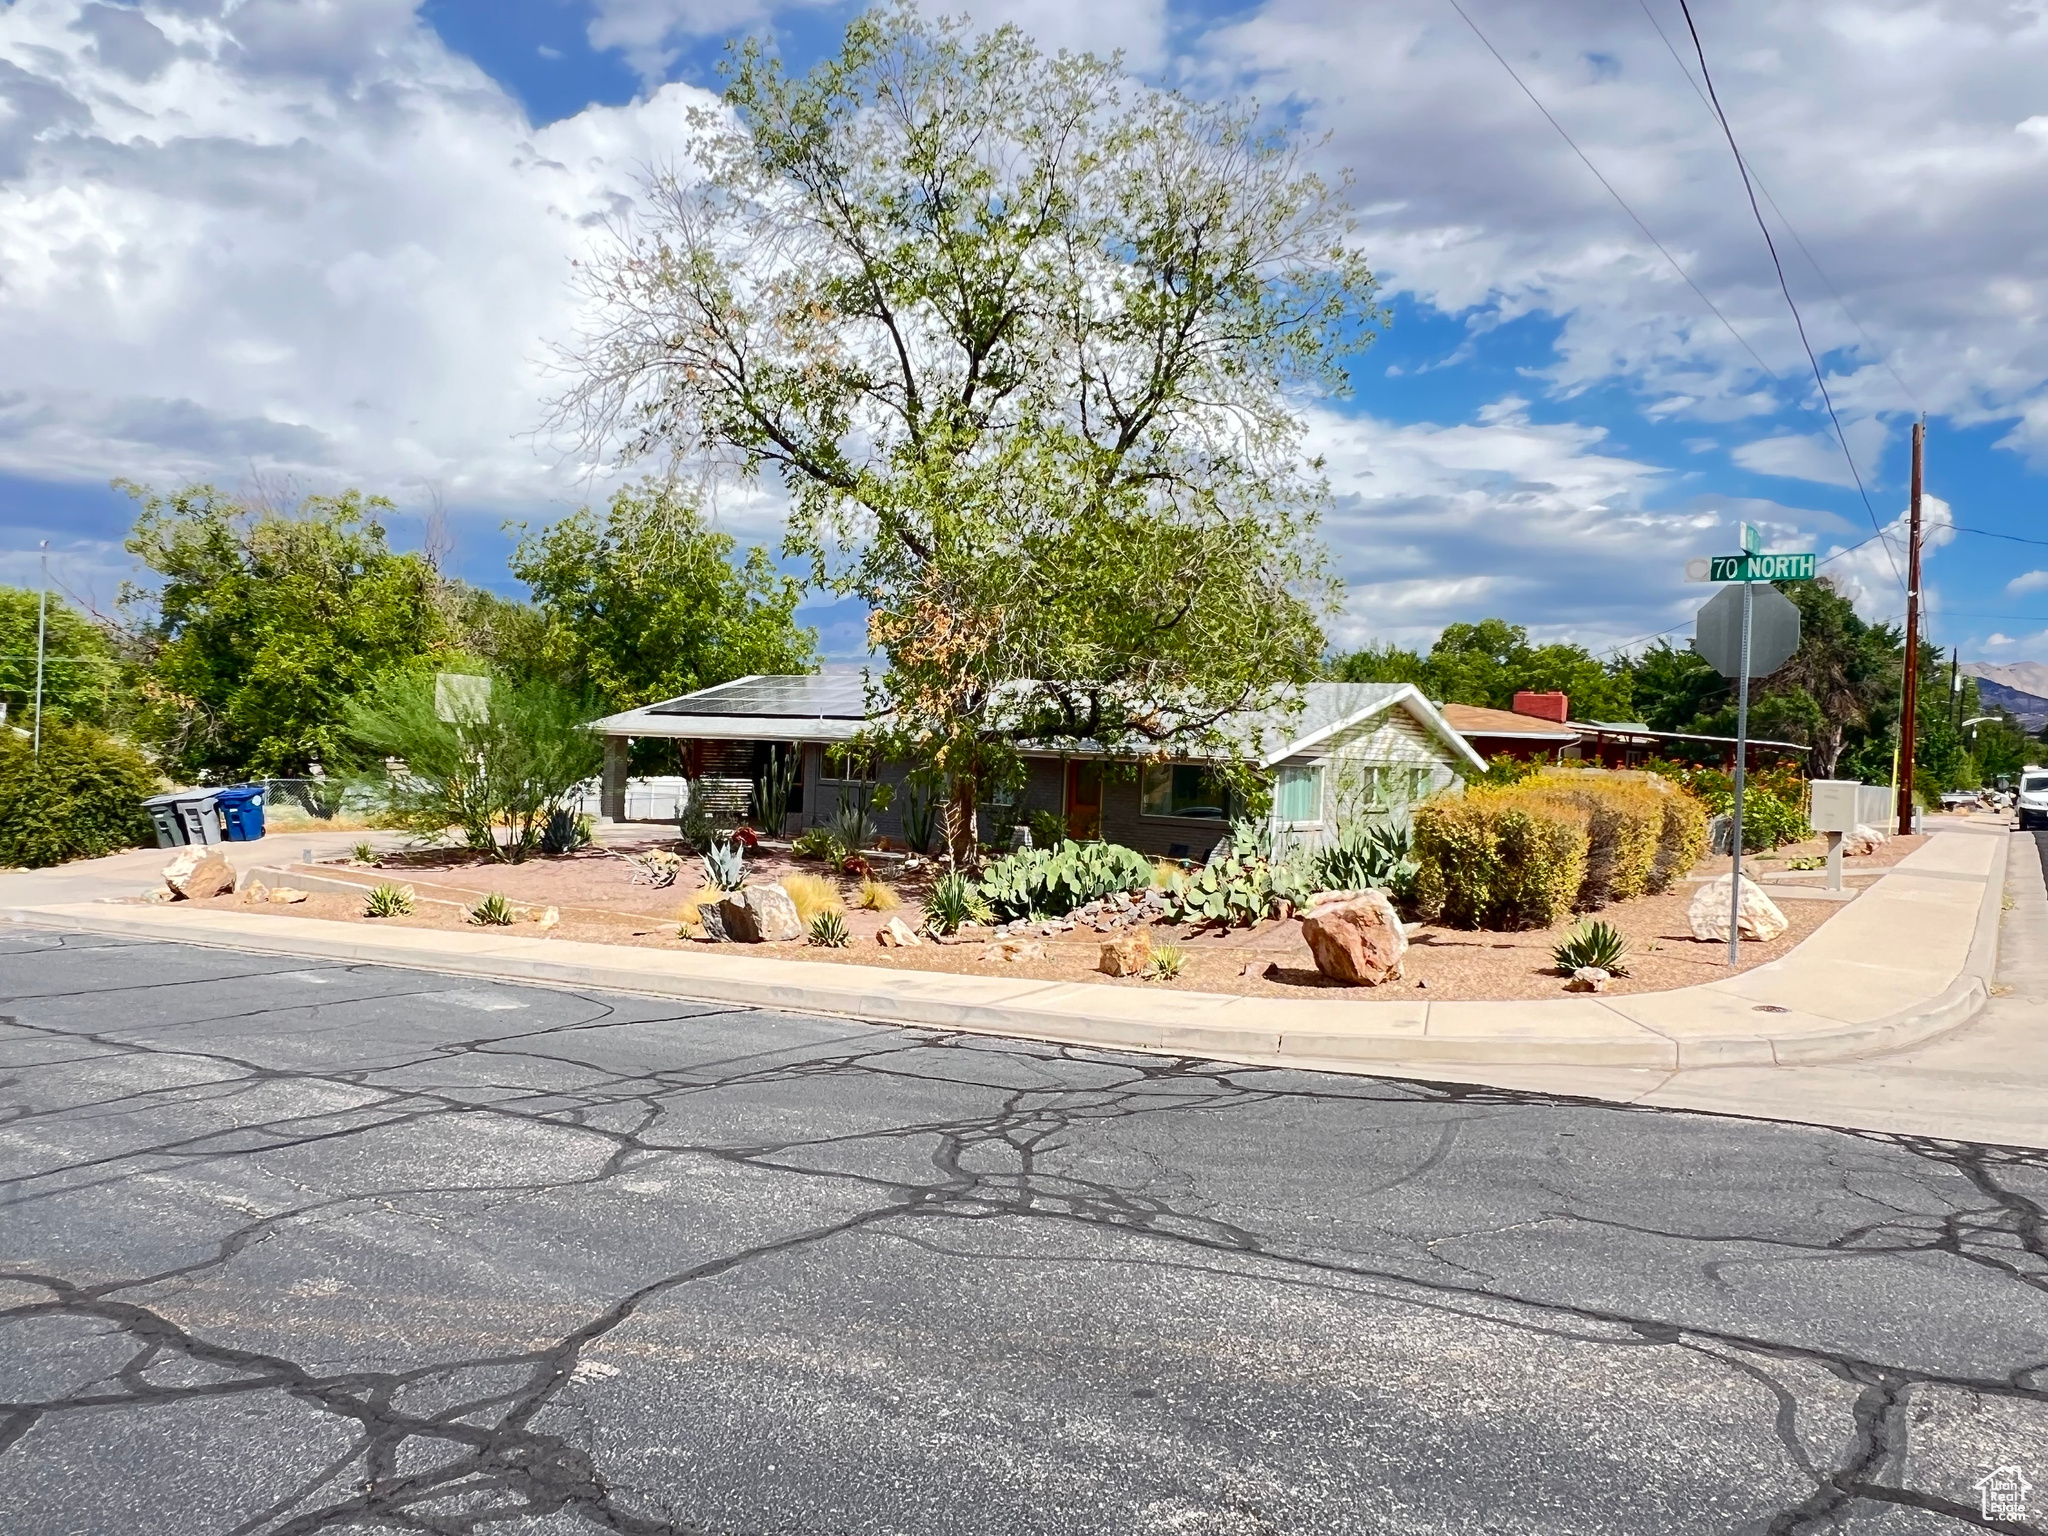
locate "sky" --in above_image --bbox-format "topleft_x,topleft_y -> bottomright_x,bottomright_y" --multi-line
3,0 -> 2048,673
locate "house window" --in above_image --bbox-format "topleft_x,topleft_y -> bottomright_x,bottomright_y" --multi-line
1140,763 -> 1237,821
822,745 -> 877,783
1275,765 -> 1323,824
1364,764 -> 1432,809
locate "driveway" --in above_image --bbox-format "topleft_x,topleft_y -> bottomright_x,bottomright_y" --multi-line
3,926 -> 2045,1534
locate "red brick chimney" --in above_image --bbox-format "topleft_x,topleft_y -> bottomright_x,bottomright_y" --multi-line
1512,690 -> 1570,723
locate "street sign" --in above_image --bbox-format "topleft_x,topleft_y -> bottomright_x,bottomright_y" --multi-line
1708,552 -> 1816,582
1695,582 -> 1800,678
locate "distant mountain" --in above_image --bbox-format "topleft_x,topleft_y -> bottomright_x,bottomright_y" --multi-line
1964,660 -> 2048,697
1962,665 -> 2048,731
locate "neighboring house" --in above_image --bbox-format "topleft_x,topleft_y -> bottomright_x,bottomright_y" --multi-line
587,672 -> 1486,858
1445,689 -> 1809,772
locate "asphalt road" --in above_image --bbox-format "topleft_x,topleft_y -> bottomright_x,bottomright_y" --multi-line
3,927 -> 2045,1535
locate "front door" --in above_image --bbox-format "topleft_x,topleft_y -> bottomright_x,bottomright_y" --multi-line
1065,761 -> 1102,841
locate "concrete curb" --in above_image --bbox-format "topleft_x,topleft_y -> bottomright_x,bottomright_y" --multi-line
5,829 -> 2007,1073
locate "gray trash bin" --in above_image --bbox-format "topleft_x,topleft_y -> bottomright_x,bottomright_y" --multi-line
174,793 -> 223,846
143,792 -> 190,850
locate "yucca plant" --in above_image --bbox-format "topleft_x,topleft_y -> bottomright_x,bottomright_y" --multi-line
922,870 -> 990,935
1147,943 -> 1186,981
1552,919 -> 1630,976
351,841 -> 378,865
808,909 -> 851,948
468,892 -> 517,926
701,836 -> 747,892
363,883 -> 415,917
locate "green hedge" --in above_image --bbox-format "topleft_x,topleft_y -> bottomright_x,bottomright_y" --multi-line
0,722 -> 160,868
1411,790 -> 1588,930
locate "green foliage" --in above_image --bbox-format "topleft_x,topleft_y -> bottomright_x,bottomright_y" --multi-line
1553,920 -> 1630,976
701,837 -> 748,892
1332,619 -> 1632,722
1647,761 -> 1809,851
922,870 -> 992,935
510,484 -> 817,717
676,778 -> 716,852
560,9 -> 1375,856
1630,639 -> 1727,733
792,826 -> 847,863
1519,772 -> 1664,909
344,666 -> 604,863
540,804 -> 592,856
1147,943 -> 1187,981
0,720 -> 159,868
364,883 -> 415,917
1167,821 -> 1285,927
1410,790 -> 1589,931
0,587 -> 128,730
1028,808 -> 1069,851
975,839 -> 1155,920
119,482 -> 445,780
468,892 -> 517,926
754,746 -> 799,832
898,776 -> 940,856
1310,818 -> 1417,895
351,841 -> 377,864
808,909 -> 851,948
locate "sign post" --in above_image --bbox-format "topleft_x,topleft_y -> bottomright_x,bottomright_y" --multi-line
1691,525 -> 1813,965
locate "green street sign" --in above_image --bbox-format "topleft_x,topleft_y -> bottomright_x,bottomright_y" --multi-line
1709,552 -> 1816,582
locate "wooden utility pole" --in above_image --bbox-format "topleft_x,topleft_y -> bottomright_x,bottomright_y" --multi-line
1896,418 -> 1925,834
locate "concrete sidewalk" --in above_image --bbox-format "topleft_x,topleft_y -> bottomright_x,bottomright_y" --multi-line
6,823 -> 2005,1081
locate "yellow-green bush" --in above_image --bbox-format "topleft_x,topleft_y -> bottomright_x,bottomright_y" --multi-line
1648,784 -> 1709,891
1412,789 -> 1588,930
1522,772 -> 1665,909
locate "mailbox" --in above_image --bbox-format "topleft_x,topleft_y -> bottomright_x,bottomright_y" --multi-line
1808,779 -> 1861,834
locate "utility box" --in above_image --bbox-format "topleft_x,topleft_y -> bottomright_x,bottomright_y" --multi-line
1809,779 -> 1861,834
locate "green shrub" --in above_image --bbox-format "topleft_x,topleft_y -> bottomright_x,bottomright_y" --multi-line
344,666 -> 603,863
1734,788 -> 1810,851
1522,772 -> 1663,909
922,870 -> 990,935
468,892 -> 516,926
540,804 -> 591,856
0,722 -> 159,869
1310,817 -> 1417,896
976,838 -> 1155,919
1411,789 -> 1588,930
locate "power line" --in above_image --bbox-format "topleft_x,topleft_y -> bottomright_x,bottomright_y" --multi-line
1634,0 -> 1923,413
1442,0 -> 1780,382
1948,524 -> 2048,550
1673,0 -> 1905,594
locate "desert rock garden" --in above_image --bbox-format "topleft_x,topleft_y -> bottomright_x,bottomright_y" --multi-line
137,767 -> 1922,1004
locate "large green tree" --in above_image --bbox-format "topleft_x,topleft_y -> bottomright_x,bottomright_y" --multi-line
1332,619 -> 1633,720
510,485 -> 816,714
120,482 -> 446,780
556,7 -> 1372,844
0,587 -> 127,731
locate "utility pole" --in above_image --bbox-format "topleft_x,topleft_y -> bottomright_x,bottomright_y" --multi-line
1896,419 -> 1925,835
1950,646 -> 1961,731
32,540 -> 48,760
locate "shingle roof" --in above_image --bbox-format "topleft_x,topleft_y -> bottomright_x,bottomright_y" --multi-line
1440,703 -> 1581,740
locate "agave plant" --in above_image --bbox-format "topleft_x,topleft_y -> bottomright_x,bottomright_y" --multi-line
808,909 -> 851,948
363,883 -> 415,917
468,892 -> 517,926
1312,815 -> 1417,895
351,841 -> 379,865
1147,943 -> 1187,981
539,803 -> 590,856
701,836 -> 747,892
1552,919 -> 1630,976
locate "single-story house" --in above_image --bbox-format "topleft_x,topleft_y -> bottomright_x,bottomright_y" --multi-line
1442,689 -> 1809,771
587,671 -> 1488,859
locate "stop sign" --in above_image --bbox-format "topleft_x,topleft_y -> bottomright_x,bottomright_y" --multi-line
1694,583 -> 1800,679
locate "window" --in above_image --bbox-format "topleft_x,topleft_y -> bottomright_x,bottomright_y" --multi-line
1141,763 -> 1237,820
1275,765 -> 1323,824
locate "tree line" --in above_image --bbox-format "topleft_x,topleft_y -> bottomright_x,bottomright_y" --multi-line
1330,584 -> 2038,792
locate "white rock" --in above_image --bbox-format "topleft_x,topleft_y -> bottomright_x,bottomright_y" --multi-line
878,916 -> 924,947
1688,874 -> 1789,943
1567,966 -> 1611,993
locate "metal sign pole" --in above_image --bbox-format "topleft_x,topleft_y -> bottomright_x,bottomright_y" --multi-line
1727,574 -> 1754,966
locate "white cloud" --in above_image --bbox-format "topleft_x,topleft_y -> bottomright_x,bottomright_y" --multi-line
2006,569 -> 2048,594
1818,494 -> 1954,625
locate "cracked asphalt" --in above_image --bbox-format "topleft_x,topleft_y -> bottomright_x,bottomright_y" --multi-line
3,927 -> 2046,1535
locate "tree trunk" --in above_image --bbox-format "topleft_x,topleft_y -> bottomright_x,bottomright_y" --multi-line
946,774 -> 978,865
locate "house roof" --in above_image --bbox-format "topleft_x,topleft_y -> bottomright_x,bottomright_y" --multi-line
1571,720 -> 1812,753
590,675 -> 1491,774
1439,703 -> 1581,741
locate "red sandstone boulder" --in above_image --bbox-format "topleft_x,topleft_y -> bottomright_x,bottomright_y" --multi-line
1300,890 -> 1407,986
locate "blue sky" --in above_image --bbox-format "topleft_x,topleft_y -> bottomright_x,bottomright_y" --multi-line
4,0 -> 2047,675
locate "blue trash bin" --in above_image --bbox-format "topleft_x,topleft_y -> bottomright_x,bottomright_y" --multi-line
215,785 -> 267,842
